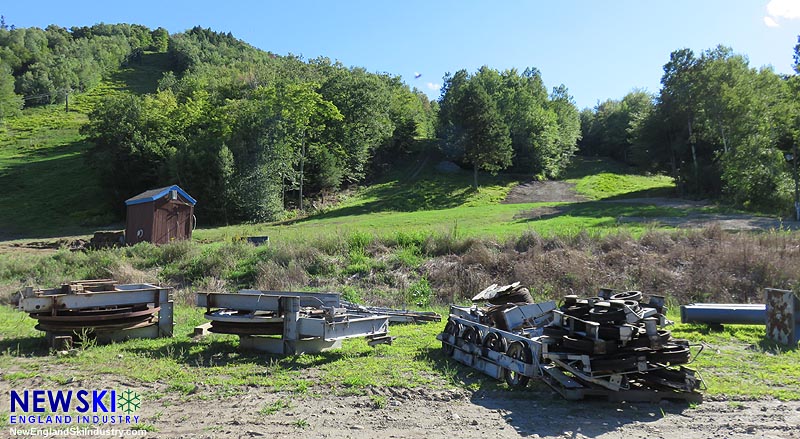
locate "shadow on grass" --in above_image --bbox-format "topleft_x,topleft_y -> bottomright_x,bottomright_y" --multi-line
288,167 -> 516,225
562,156 -> 646,180
513,200 -> 687,223
414,344 -> 692,438
601,186 -> 677,200
109,52 -> 171,95
0,336 -> 50,357
121,337 -> 372,369
0,139 -> 113,240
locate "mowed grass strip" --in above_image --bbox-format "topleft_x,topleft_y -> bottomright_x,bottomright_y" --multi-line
0,305 -> 452,397
670,322 -> 800,400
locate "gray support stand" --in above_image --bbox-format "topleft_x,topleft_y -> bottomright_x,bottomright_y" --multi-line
158,287 -> 174,337
282,296 -> 300,355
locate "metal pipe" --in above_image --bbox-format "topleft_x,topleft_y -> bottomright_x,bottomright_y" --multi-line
680,303 -> 766,325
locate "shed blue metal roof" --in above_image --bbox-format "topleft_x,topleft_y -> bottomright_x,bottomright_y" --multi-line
125,185 -> 197,206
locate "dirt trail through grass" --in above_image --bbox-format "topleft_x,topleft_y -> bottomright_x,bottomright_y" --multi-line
504,180 -> 798,231
502,181 -> 588,203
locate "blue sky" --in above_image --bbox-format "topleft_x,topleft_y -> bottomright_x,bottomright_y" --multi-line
3,0 -> 800,109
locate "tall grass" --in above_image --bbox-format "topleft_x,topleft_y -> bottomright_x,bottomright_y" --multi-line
2,227 -> 799,307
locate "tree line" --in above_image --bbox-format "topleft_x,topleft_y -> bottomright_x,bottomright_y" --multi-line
75,26 -> 582,223
580,43 -> 800,212
83,27 -> 439,222
0,21 -> 167,112
2,24 -> 582,224
438,67 -> 581,187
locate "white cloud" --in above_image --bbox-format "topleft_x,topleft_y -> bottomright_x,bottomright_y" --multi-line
767,0 -> 800,19
426,82 -> 441,91
764,15 -> 780,27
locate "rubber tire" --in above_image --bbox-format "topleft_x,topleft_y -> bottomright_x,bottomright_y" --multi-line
627,329 -> 671,348
561,304 -> 591,318
590,354 -> 640,371
648,344 -> 691,365
504,341 -> 533,389
561,335 -> 595,353
542,326 -> 570,338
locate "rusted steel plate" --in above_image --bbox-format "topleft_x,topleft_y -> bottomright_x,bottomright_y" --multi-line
765,288 -> 800,346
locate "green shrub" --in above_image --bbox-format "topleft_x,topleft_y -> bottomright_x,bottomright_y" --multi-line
406,277 -> 433,307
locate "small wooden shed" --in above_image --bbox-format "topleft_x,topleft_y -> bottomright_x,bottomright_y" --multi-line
125,185 -> 197,245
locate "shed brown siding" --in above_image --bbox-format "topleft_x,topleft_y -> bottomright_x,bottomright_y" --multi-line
125,203 -> 155,245
152,197 -> 194,244
125,191 -> 194,245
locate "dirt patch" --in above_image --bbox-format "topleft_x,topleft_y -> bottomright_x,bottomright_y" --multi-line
1,372 -> 798,438
503,181 -> 588,204
614,213 -> 800,231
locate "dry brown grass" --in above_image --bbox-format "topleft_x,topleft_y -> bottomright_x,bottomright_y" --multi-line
423,226 -> 800,304
3,227 -> 798,307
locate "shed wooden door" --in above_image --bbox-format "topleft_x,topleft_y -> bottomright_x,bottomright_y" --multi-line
167,209 -> 179,241
176,207 -> 191,239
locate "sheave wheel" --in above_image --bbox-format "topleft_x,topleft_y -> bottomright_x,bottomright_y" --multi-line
441,320 -> 461,357
483,331 -> 508,352
504,341 -> 532,389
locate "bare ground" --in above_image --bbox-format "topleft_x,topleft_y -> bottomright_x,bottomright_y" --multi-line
2,370 -> 799,439
502,181 -> 588,204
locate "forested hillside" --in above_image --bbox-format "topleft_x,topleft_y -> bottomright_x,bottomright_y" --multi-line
580,44 -> 800,212
0,23 -> 583,228
2,21 -> 800,236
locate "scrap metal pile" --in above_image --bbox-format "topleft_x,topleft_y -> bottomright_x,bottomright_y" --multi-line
17,279 -> 173,348
438,283 -> 704,402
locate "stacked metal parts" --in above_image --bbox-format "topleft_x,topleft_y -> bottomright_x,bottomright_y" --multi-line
17,279 -> 173,349
542,290 -> 703,401
438,285 -> 704,402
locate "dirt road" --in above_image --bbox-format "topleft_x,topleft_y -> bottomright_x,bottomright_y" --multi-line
2,373 -> 799,439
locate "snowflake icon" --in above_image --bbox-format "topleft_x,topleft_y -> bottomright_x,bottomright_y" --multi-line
118,389 -> 141,414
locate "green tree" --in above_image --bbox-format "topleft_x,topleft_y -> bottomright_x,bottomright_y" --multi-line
0,62 -> 21,122
460,80 -> 512,188
276,82 -> 342,210
150,27 -> 169,52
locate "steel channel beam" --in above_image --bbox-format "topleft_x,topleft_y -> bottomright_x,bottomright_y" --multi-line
20,289 -> 164,313
238,289 -> 340,308
452,348 -> 504,379
197,293 -> 282,311
680,303 -> 766,325
502,301 -> 556,330
297,315 -> 389,341
197,292 -> 335,312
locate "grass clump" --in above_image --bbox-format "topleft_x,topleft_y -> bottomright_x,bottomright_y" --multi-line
259,399 -> 291,415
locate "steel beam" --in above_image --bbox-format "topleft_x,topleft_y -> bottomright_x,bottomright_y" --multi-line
239,289 -> 340,308
197,292 -> 337,312
20,288 -> 166,313
297,315 -> 389,341
680,303 -> 766,325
